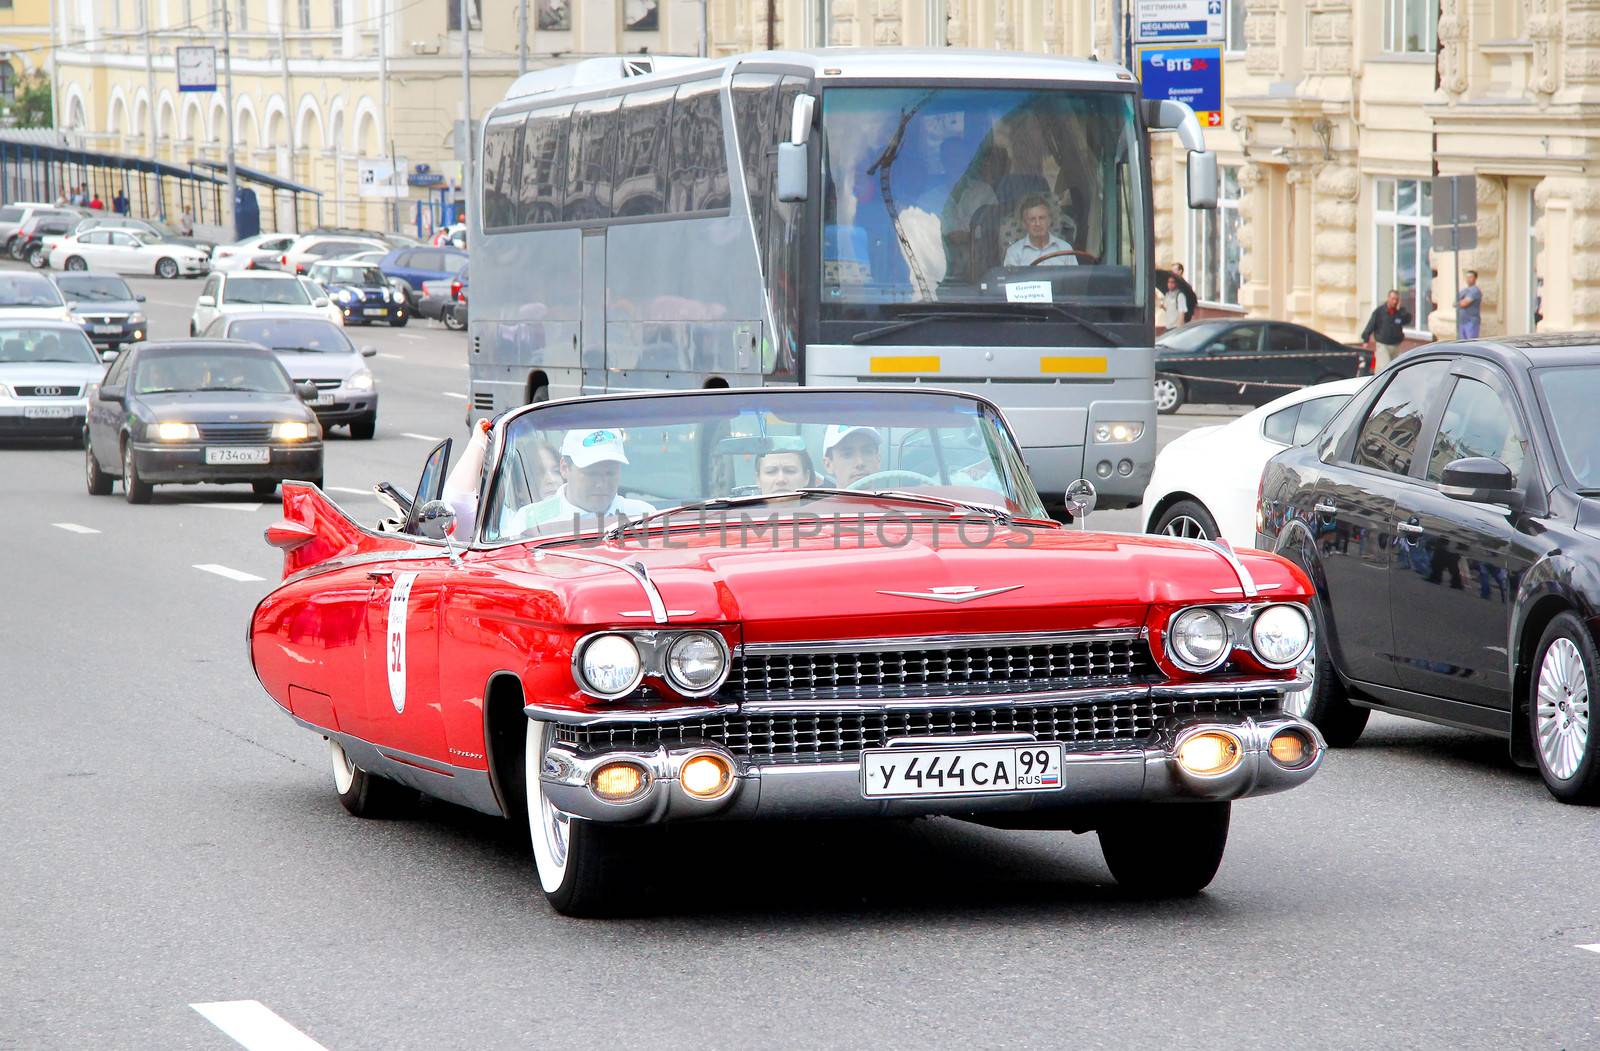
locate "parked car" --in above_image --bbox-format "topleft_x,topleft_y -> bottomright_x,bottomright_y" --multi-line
376,245 -> 468,306
1257,335 -> 1600,802
1155,319 -> 1372,414
49,229 -> 211,278
0,272 -> 76,323
1142,378 -> 1368,542
0,203 -> 72,256
189,271 -> 332,334
201,313 -> 378,439
279,234 -> 389,275
248,385 -> 1329,915
446,282 -> 468,331
305,259 -> 408,327
53,272 -> 148,354
0,322 -> 106,440
211,233 -> 298,272
72,215 -> 215,255
84,340 -> 323,502
20,215 -> 80,267
416,277 -> 455,321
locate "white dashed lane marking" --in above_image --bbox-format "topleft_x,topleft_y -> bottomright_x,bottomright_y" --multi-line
1580,944 -> 1600,954
52,523 -> 101,534
191,1000 -> 329,1051
193,563 -> 265,582
377,353 -> 405,360
401,432 -> 444,441
194,502 -> 265,512
442,391 -> 467,400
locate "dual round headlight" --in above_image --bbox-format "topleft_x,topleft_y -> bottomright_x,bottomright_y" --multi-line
1250,604 -> 1313,668
1166,604 -> 1311,672
574,631 -> 730,699
1167,607 -> 1232,672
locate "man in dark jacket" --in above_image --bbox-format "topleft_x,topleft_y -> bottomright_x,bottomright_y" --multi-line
1360,288 -> 1412,368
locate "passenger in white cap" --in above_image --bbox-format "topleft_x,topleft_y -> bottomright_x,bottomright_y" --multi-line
504,427 -> 655,534
822,424 -> 882,489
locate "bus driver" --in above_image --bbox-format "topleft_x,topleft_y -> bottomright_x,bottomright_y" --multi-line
1003,194 -> 1077,268
503,428 -> 655,533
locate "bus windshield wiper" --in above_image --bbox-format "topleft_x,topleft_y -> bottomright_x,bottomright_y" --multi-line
851,310 -> 1044,345
1009,303 -> 1126,347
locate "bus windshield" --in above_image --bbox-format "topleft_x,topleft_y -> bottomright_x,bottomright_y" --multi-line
820,87 -> 1145,315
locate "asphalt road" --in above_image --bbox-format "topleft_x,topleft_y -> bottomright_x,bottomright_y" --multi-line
3,268 -> 1597,1050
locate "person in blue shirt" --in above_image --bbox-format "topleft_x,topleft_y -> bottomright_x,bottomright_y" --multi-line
1456,269 -> 1482,339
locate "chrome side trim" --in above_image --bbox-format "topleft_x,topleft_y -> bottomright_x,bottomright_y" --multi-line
525,701 -> 741,726
533,548 -> 669,623
740,627 -> 1146,657
1203,537 -> 1258,599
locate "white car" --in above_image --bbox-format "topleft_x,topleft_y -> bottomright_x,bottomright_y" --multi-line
0,322 -> 108,440
49,229 -> 211,278
279,234 -> 389,275
0,272 -> 76,324
189,271 -> 333,335
210,233 -> 298,272
1141,377 -> 1369,544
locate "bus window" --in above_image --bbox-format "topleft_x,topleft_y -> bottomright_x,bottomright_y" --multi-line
668,80 -> 730,214
565,97 -> 620,223
481,116 -> 524,231
732,73 -> 780,262
764,76 -> 809,380
519,107 -> 569,226
613,88 -> 675,218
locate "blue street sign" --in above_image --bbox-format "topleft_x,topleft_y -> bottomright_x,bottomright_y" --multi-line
1134,0 -> 1224,42
1137,45 -> 1224,127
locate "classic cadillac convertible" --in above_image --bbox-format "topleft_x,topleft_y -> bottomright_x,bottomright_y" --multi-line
251,388 -> 1325,915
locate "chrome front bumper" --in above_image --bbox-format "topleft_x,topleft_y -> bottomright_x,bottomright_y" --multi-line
534,708 -> 1325,825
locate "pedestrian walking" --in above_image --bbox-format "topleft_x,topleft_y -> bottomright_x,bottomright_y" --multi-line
112,187 -> 129,215
1172,262 -> 1196,321
1161,274 -> 1184,330
1360,288 -> 1413,368
1456,269 -> 1482,340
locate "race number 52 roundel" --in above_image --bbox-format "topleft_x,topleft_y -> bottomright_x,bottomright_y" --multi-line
386,572 -> 419,713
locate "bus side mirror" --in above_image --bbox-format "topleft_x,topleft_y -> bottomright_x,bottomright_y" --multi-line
1188,151 -> 1219,210
1144,98 -> 1218,210
777,143 -> 808,203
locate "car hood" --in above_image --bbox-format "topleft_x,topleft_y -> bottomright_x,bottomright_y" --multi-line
486,521 -> 1309,642
269,351 -> 362,380
0,361 -> 106,386
140,391 -> 314,422
66,299 -> 141,315
217,303 -> 321,315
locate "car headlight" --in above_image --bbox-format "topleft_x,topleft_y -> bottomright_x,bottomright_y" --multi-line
153,421 -> 198,441
128,312 -> 147,326
1250,604 -> 1312,668
271,420 -> 312,441
664,631 -> 729,695
337,288 -> 356,301
1167,607 -> 1232,672
346,369 -> 374,391
575,634 -> 644,699
1094,421 -> 1146,443
389,288 -> 405,304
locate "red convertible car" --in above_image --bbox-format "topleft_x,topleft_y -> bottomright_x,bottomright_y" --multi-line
250,388 -> 1325,915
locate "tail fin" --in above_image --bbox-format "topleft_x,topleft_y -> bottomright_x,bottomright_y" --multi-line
265,481 -> 416,579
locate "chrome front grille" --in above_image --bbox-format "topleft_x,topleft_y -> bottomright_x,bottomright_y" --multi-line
14,385 -> 82,398
730,632 -> 1157,702
196,422 -> 273,442
291,378 -> 341,391
557,694 -> 1282,763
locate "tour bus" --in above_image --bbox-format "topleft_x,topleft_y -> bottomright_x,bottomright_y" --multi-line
467,49 -> 1217,507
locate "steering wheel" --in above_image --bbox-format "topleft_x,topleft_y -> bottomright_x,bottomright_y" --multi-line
847,469 -> 938,492
1029,249 -> 1100,266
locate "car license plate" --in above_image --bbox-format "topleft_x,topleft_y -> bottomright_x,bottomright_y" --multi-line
363,308 -> 386,316
313,393 -> 335,406
23,406 -> 71,419
860,742 -> 1064,798
92,324 -> 121,334
204,446 -> 270,465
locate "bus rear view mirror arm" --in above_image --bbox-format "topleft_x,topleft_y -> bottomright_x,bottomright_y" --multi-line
790,93 -> 816,146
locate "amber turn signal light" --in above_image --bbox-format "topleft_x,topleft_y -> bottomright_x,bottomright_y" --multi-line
1269,729 -> 1314,769
679,754 -> 733,799
591,762 -> 647,801
1175,730 -> 1243,776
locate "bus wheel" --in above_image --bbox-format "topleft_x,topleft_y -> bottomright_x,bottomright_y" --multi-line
1154,376 -> 1185,415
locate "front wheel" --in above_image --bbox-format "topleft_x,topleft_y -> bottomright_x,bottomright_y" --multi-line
330,738 -> 416,817
1098,801 -> 1230,896
443,305 -> 466,331
388,314 -> 408,328
1153,498 -> 1218,541
1530,613 -> 1600,804
64,255 -> 87,272
155,257 -> 178,279
1284,597 -> 1370,747
28,247 -> 46,268
85,437 -> 113,495
526,720 -> 636,917
349,414 -> 376,440
121,441 -> 152,503
251,480 -> 278,497
1154,375 -> 1185,415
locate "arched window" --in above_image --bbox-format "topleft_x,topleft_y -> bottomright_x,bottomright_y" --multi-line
0,64 -> 16,105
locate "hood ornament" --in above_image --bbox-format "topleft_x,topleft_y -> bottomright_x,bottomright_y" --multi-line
876,584 -> 1023,604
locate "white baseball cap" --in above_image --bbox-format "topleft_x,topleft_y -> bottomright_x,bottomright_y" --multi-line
560,428 -> 630,469
823,424 -> 880,455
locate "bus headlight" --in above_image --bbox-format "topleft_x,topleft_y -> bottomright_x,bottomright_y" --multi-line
1094,421 -> 1145,443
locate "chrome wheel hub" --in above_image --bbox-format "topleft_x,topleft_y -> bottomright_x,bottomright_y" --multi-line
1162,515 -> 1210,540
1154,380 -> 1177,411
1536,637 -> 1591,780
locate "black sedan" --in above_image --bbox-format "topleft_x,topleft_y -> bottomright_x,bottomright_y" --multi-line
85,340 -> 323,503
1155,319 -> 1372,414
53,273 -> 147,353
1257,335 -> 1600,803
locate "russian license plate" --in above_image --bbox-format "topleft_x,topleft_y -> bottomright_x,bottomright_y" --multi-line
861,742 -> 1064,799
205,446 -> 269,465
363,308 -> 386,316
92,324 -> 122,334
24,406 -> 71,419
313,393 -> 335,406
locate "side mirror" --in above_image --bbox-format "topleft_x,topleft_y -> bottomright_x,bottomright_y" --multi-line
777,142 -> 808,203
99,349 -> 118,363
1065,477 -> 1098,525
1440,457 -> 1521,507
295,381 -> 318,401
361,346 -> 377,358
1187,150 -> 1219,210
135,293 -> 147,302
414,499 -> 457,542
196,294 -> 215,307
1142,99 -> 1218,210
313,297 -> 330,308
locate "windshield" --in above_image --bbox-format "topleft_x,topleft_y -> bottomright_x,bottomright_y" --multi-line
481,390 -> 1045,543
0,327 -> 99,363
1157,320 -> 1228,351
820,87 -> 1144,316
0,274 -> 65,307
1535,366 -> 1600,489
228,317 -> 351,352
133,351 -> 292,394
223,277 -> 311,306
134,232 -> 162,246
58,276 -> 134,301
316,266 -> 384,285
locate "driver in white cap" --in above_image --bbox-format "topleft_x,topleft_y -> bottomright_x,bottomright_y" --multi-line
505,427 -> 655,534
822,424 -> 882,489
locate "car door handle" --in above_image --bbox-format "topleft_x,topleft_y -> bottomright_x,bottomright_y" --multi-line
1396,521 -> 1424,536
1313,502 -> 1337,514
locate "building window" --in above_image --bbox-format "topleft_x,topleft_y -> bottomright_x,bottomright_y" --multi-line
0,64 -> 15,105
1529,186 -> 1543,329
447,0 -> 482,30
1373,176 -> 1433,334
298,0 -> 310,28
1226,0 -> 1246,52
1189,166 -> 1242,306
237,0 -> 249,29
331,1 -> 342,28
624,0 -> 658,32
1383,0 -> 1436,54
